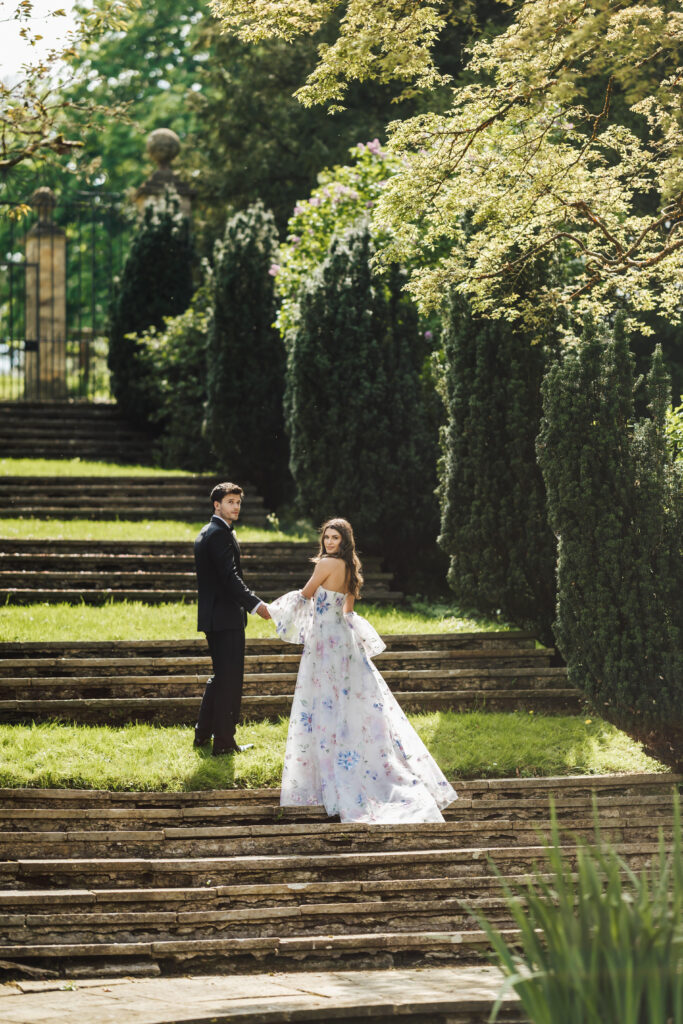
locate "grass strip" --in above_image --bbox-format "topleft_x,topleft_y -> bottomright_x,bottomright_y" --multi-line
0,518 -> 314,543
0,713 -> 667,791
0,599 -> 510,641
1,457 -> 193,478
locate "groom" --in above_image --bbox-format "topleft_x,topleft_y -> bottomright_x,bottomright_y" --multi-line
194,481 -> 270,756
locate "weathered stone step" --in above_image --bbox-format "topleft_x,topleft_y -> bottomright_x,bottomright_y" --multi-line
0,473 -> 268,520
0,632 -> 538,658
0,402 -> 156,463
2,790 -> 673,831
0,571 -> 393,590
1,896 -> 517,945
0,509 -> 270,523
1,586 -> 400,605
0,687 -> 581,724
0,928 -> 513,976
0,840 -> 664,891
1,773 -> 676,810
0,647 -> 553,677
2,668 -> 568,701
0,814 -> 671,863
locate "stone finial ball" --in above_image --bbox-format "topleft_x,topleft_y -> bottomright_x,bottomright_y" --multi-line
30,186 -> 57,210
146,128 -> 181,167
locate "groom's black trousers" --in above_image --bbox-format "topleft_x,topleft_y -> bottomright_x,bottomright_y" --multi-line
196,628 -> 245,748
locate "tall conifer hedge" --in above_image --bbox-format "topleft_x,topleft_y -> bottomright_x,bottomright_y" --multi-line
285,223 -> 439,571
108,203 -> 195,427
437,291 -> 558,641
537,314 -> 683,767
206,202 -> 287,506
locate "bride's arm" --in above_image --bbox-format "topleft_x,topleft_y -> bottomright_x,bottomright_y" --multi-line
300,560 -> 330,599
343,593 -> 355,615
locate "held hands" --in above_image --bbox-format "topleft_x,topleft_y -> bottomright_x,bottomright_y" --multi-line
256,604 -> 271,620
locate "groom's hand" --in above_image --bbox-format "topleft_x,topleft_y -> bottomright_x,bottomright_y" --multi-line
256,604 -> 271,620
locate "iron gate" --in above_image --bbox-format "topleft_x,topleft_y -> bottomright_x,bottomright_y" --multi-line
0,190 -> 132,401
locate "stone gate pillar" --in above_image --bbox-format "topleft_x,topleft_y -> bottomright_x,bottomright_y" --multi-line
25,187 -> 67,399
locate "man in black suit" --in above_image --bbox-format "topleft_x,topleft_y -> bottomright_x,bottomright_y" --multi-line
194,481 -> 270,755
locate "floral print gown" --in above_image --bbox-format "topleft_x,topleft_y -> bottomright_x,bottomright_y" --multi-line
268,587 -> 458,824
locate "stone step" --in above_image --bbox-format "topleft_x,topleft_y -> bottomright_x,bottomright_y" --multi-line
0,895 -> 519,946
0,509 -> 270,523
0,633 -> 538,658
0,775 -> 676,981
1,668 -> 567,700
1,772 -> 675,808
0,928 -> 515,975
0,648 -> 553,677
0,540 -> 323,556
0,815 -> 672,863
0,688 -> 581,724
0,587 -> 400,605
0,570 -> 393,589
0,838 -> 664,891
2,788 -> 673,831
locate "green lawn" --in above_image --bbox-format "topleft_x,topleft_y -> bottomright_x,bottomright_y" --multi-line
0,713 -> 667,791
0,457 -> 192,478
0,518 -> 315,543
0,599 -> 510,642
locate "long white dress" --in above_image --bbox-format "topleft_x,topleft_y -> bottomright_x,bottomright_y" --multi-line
267,586 -> 458,824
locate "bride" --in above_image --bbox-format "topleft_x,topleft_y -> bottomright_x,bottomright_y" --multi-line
267,518 -> 457,824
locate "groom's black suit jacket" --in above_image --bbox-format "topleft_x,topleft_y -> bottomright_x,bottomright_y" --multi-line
194,516 -> 260,632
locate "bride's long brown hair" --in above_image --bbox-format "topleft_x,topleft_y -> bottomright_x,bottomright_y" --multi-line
313,518 -> 364,598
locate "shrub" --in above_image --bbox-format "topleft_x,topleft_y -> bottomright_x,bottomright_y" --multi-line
108,202 -> 195,428
437,289 -> 558,642
474,796 -> 683,1024
284,222 -> 440,574
136,278 -> 214,471
206,202 -> 288,506
537,314 -> 683,767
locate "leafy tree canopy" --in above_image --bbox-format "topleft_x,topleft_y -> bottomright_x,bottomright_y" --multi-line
0,0 -> 141,190
212,0 -> 683,337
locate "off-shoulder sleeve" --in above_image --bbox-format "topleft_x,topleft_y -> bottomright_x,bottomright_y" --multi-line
344,611 -> 386,659
267,590 -> 313,645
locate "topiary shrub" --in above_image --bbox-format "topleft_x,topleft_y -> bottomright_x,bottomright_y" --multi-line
108,202 -> 195,428
135,277 -> 214,471
437,289 -> 558,642
537,313 -> 683,768
284,222 -> 440,574
206,202 -> 288,507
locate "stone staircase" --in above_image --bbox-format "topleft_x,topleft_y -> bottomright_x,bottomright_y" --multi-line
0,773 -> 678,980
0,401 -> 153,464
0,476 -> 267,523
0,632 -> 576,725
0,539 -> 398,604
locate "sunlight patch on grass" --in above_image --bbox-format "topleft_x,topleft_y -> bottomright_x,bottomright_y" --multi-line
0,518 -> 315,543
0,457 -> 192,478
0,714 -> 667,792
1,598 -> 508,642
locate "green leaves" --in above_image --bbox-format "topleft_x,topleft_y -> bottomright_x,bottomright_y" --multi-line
537,314 -> 683,768
472,794 -> 683,1024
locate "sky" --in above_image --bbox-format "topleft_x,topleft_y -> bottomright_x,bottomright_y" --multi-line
0,0 -> 79,80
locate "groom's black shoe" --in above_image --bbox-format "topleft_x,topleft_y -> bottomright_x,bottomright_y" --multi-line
193,733 -> 211,749
212,742 -> 254,756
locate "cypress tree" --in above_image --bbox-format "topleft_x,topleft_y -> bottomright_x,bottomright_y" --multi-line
108,203 -> 194,427
285,223 -> 439,569
537,314 -> 683,767
206,202 -> 287,506
438,290 -> 558,641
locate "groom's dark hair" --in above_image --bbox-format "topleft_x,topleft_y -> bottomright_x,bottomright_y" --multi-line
210,482 -> 244,507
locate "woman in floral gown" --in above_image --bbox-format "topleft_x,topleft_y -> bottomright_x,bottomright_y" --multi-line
267,518 -> 457,824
